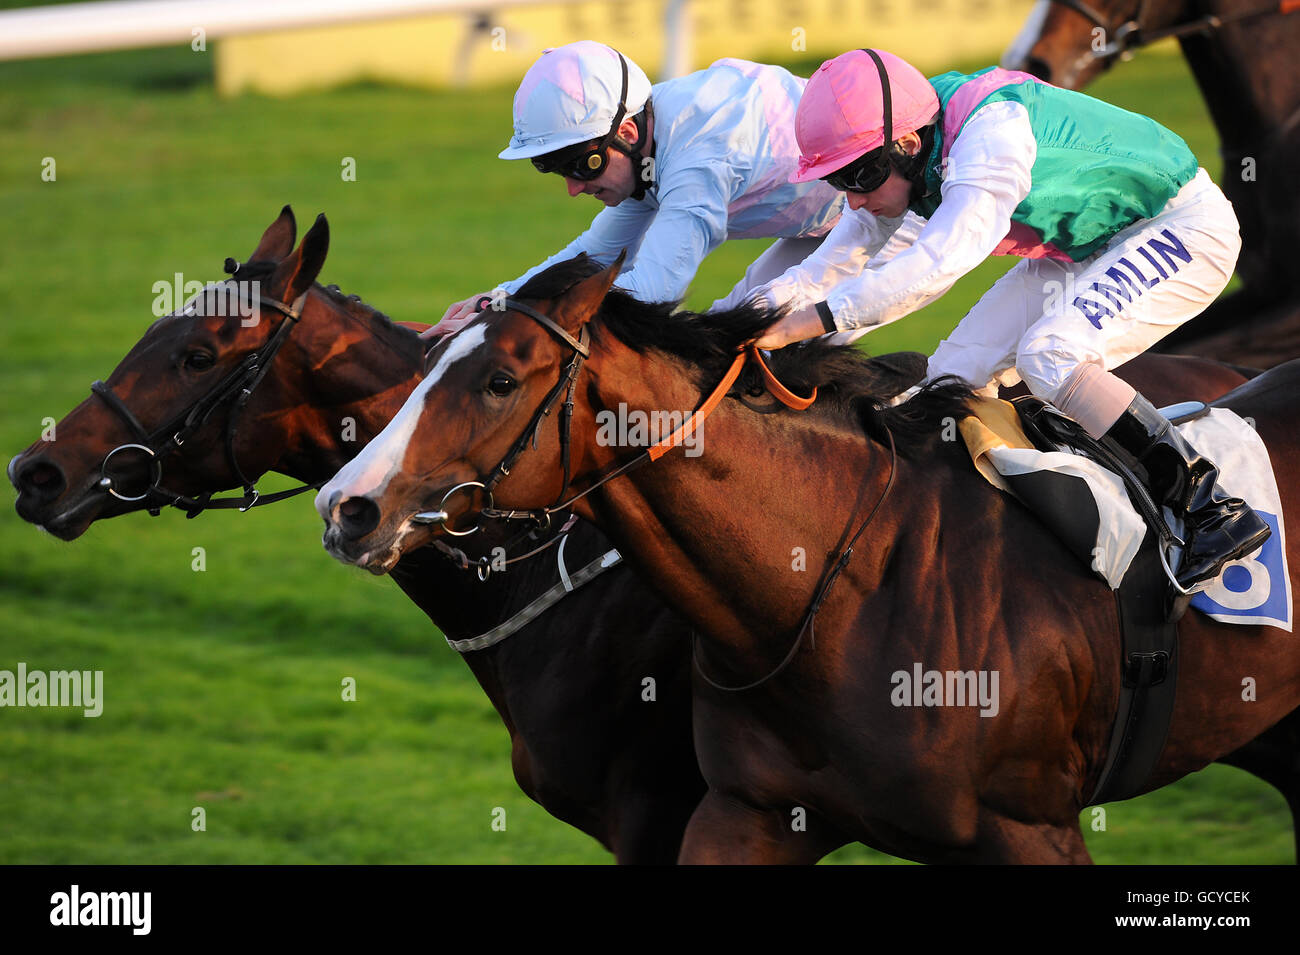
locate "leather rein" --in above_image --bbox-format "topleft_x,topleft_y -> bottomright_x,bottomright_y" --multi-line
419,297 -> 896,692
414,298 -> 819,536
89,270 -> 319,518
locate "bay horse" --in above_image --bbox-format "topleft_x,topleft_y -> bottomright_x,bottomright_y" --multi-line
1003,0 -> 1300,367
7,211 -> 1284,862
7,207 -> 706,863
318,256 -> 1300,863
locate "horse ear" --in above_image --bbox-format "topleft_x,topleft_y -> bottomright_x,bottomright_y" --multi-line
270,213 -> 329,304
556,251 -> 626,332
249,205 -> 297,263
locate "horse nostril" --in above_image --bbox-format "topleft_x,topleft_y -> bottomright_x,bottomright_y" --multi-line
336,495 -> 381,539
16,458 -> 66,501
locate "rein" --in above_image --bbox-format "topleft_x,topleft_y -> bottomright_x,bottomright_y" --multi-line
89,271 -> 319,518
421,294 -> 884,689
693,426 -> 897,693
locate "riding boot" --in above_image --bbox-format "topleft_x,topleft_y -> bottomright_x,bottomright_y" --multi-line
1100,393 -> 1271,589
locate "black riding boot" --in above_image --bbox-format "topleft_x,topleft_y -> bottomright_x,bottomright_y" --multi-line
1101,394 -> 1271,589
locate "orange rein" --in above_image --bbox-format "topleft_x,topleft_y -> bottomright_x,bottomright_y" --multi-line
647,344 -> 817,462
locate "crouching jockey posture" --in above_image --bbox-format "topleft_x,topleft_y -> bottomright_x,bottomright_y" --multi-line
431,41 -> 892,336
751,48 -> 1269,590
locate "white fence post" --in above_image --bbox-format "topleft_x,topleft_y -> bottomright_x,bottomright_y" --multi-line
661,0 -> 692,79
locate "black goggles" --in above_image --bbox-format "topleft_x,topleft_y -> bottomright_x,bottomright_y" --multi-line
531,141 -> 610,181
822,148 -> 893,194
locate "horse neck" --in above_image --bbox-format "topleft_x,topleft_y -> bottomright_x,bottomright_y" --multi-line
268,290 -> 426,486
1176,2 -> 1300,154
574,346 -> 912,668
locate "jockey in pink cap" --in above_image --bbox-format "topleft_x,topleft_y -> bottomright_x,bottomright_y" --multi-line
750,48 -> 1268,591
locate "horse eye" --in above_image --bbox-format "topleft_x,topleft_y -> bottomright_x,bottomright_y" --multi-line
184,351 -> 215,371
487,373 -> 516,397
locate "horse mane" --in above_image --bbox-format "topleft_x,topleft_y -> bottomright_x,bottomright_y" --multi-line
226,257 -> 401,330
516,255 -> 975,452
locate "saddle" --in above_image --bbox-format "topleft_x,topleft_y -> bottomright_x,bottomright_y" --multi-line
1007,396 -> 1202,805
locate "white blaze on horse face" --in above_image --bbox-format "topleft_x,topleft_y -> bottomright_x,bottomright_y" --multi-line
1002,0 -> 1051,70
315,322 -> 489,520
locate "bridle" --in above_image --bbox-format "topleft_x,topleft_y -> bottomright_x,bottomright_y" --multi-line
1047,0 -> 1300,83
411,296 -> 593,540
411,294 -> 897,691
413,295 -> 818,536
89,271 -> 319,518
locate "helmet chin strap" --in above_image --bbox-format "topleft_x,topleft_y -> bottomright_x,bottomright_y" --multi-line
894,121 -> 938,204
612,99 -> 655,201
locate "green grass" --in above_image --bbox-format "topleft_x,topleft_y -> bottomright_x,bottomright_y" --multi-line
0,43 -> 1290,864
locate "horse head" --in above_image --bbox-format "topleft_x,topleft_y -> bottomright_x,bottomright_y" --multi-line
315,254 -> 626,574
8,206 -> 420,539
1003,0 -> 1194,88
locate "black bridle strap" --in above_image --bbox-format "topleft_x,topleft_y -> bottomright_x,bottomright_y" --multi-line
90,379 -> 151,444
473,296 -> 590,505
478,297 -> 589,357
90,286 -> 318,516
693,425 -> 898,693
481,316 -> 589,502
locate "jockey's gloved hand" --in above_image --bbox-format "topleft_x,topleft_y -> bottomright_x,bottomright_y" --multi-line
422,294 -> 489,340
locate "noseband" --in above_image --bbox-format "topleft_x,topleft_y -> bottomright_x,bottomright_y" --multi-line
89,276 -> 319,517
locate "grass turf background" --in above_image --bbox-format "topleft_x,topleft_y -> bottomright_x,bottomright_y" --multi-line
0,42 -> 1290,863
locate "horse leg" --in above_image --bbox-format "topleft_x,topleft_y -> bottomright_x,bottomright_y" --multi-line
677,791 -> 845,864
609,791 -> 704,865
968,815 -> 1094,864
1215,708 -> 1300,863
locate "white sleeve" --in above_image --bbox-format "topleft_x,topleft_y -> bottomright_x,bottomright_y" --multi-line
753,206 -> 906,311
821,101 -> 1036,332
501,202 -> 654,296
611,163 -> 734,302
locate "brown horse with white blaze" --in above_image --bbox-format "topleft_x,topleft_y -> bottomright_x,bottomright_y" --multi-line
318,256 -> 1300,863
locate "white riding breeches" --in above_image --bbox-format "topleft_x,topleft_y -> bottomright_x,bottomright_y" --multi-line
926,168 -> 1242,399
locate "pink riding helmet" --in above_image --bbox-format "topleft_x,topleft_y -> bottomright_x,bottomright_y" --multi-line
791,49 -> 940,183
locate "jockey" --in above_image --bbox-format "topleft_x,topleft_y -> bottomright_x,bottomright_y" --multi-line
750,48 -> 1269,590
431,41 -> 918,336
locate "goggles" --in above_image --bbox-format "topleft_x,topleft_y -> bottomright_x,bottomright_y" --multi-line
531,140 -> 611,181
823,148 -> 893,194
